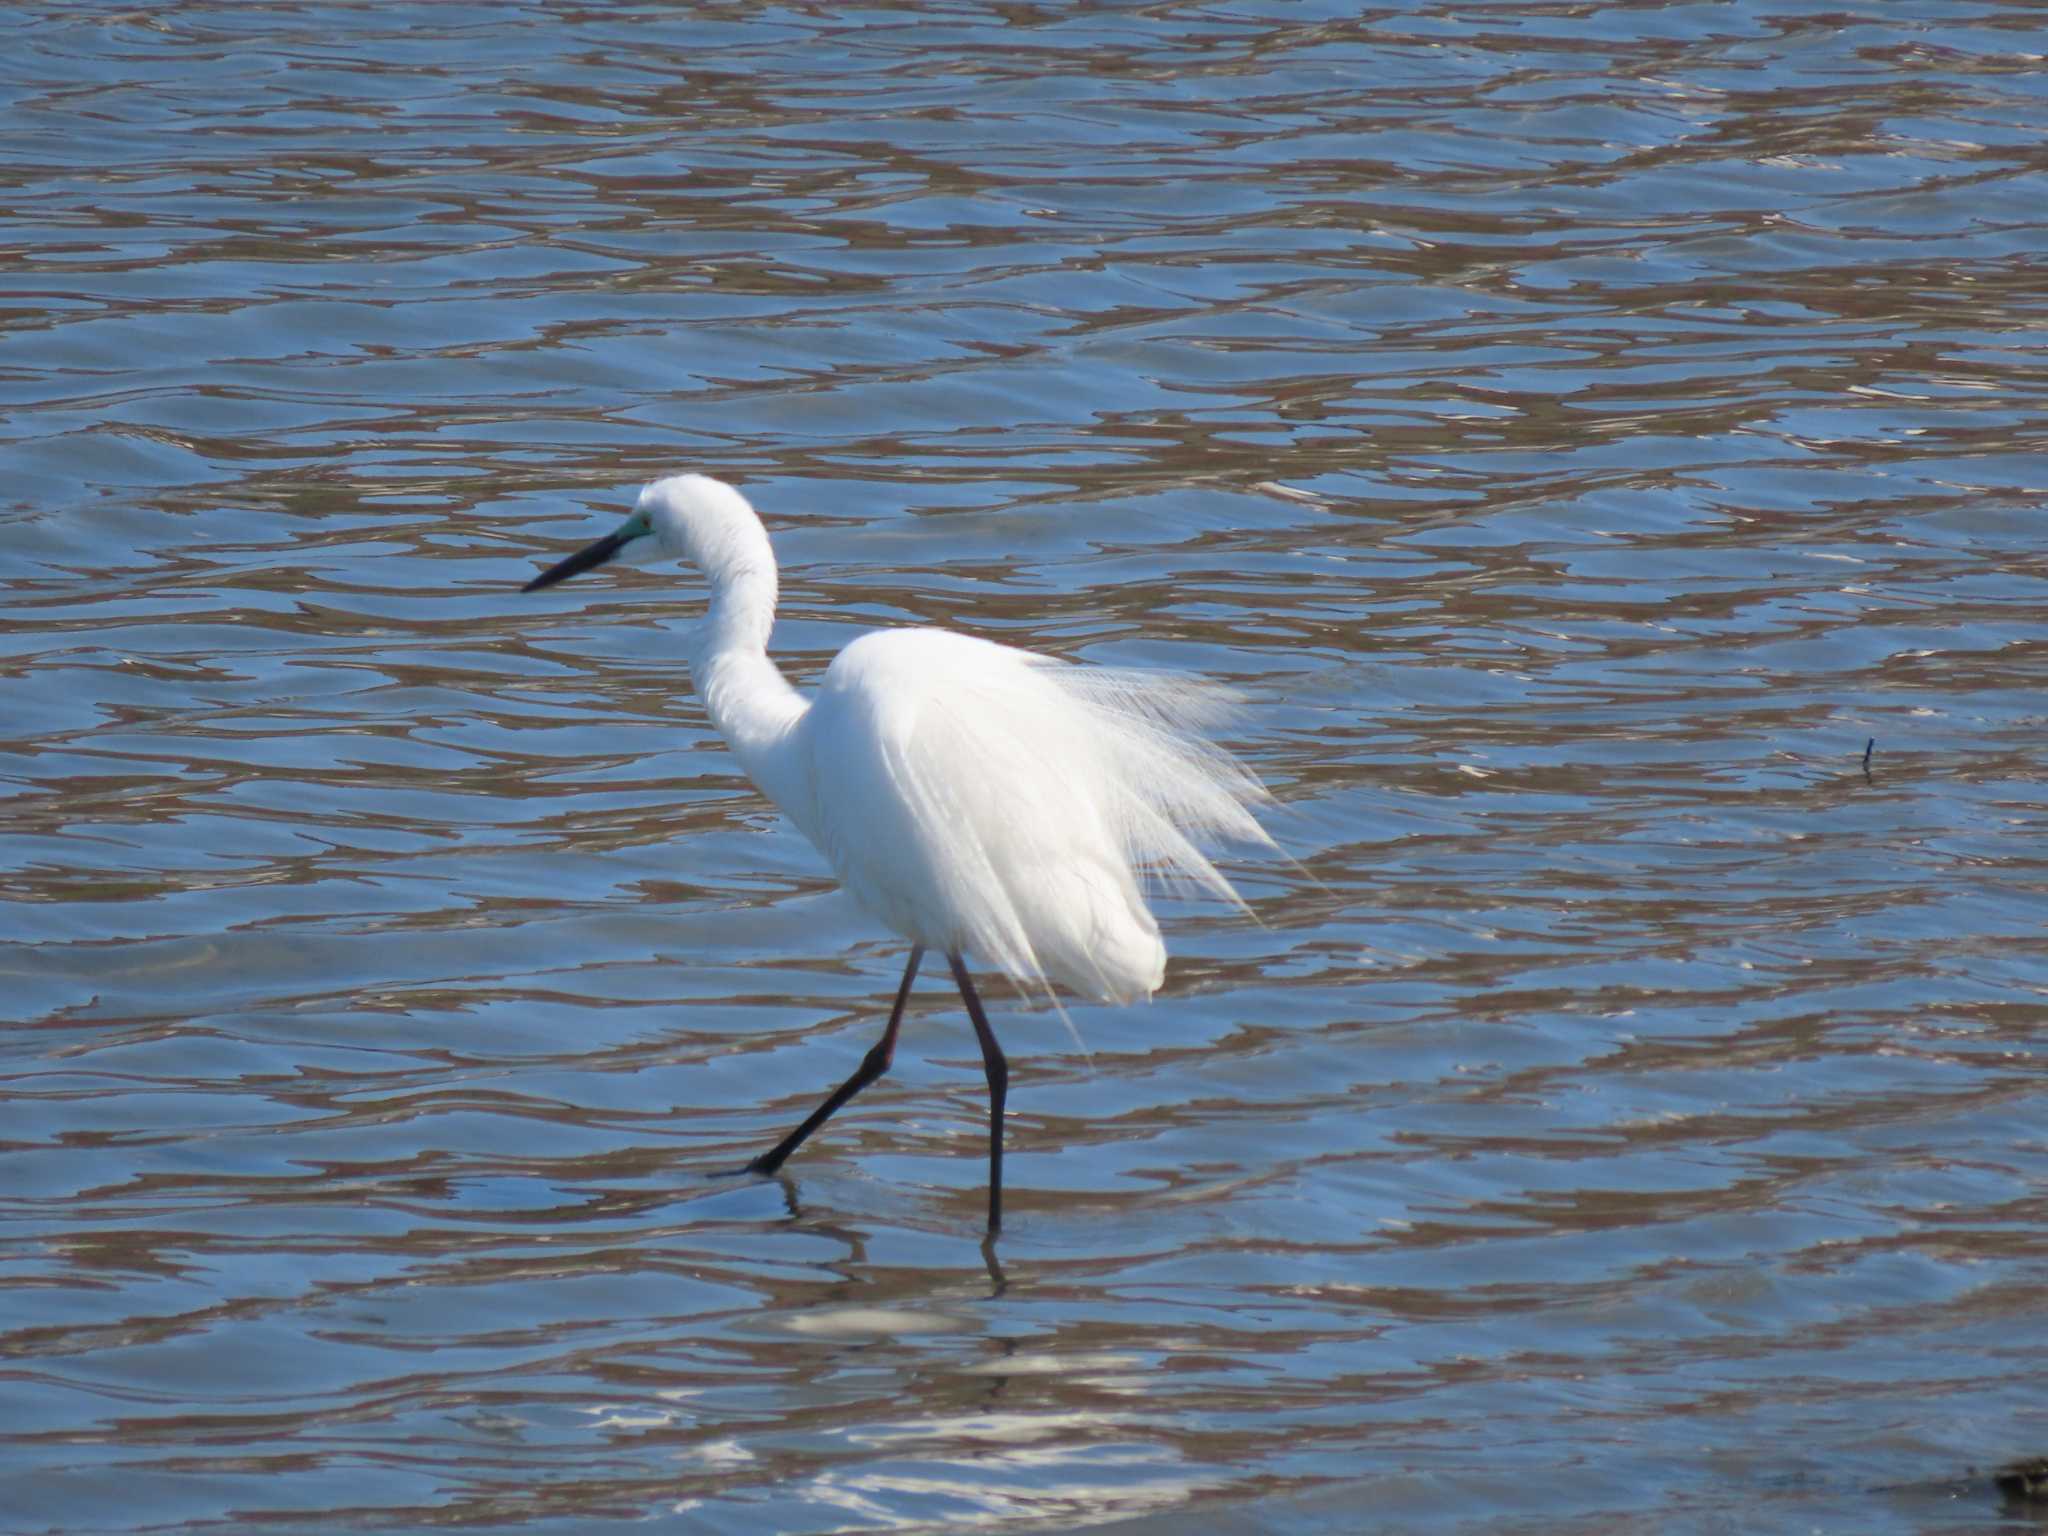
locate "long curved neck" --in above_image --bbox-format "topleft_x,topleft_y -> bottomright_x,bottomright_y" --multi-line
686,551 -> 810,819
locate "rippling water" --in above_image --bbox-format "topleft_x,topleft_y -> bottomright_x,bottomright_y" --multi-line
5,3 -> 2047,1531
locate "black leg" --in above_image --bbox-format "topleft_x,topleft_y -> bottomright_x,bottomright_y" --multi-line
744,945 -> 923,1177
948,952 -> 1009,1234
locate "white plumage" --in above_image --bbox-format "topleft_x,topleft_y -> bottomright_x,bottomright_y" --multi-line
802,626 -> 1268,1003
523,473 -> 1273,1231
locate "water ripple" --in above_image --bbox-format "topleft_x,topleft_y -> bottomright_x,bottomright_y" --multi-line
3,1 -> 2046,1531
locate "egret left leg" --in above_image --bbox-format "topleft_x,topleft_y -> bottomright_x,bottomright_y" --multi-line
742,945 -> 923,1177
947,953 -> 1009,1234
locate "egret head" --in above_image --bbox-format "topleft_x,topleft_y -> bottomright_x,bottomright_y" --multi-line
522,474 -> 770,593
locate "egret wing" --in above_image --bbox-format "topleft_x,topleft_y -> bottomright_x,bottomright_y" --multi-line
797,628 -> 1270,1002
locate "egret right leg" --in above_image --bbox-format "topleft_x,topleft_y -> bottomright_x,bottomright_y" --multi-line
743,945 -> 924,1177
947,953 -> 1009,1235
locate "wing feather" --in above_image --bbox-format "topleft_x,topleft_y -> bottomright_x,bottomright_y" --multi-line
796,628 -> 1271,1003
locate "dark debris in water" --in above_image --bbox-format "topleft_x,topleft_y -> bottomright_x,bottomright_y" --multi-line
1995,1457 -> 2048,1507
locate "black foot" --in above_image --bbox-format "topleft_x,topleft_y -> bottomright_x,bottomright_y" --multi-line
709,1156 -> 781,1180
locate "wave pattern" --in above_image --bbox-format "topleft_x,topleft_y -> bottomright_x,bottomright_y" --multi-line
3,2 -> 2046,1531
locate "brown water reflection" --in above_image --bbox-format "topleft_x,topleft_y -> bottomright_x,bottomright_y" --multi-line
4,2 -> 2048,1532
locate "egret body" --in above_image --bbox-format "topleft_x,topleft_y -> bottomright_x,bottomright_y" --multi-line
524,475 -> 1272,1231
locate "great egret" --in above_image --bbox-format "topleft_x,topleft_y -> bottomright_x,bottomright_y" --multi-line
523,475 -> 1273,1232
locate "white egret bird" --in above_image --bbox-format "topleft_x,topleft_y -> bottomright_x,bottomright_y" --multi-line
523,475 -> 1273,1231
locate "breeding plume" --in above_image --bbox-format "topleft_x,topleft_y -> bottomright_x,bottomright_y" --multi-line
523,475 -> 1272,1231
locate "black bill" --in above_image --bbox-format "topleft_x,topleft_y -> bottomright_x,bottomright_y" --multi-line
522,526 -> 635,592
